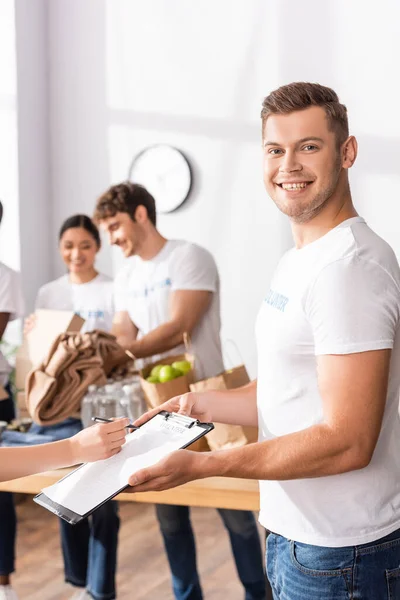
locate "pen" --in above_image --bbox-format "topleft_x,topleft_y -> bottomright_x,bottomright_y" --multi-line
92,416 -> 139,430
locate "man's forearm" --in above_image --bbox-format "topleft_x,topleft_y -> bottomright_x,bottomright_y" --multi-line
0,439 -> 74,482
130,320 -> 184,358
197,422 -> 368,481
0,312 -> 11,340
204,380 -> 258,427
111,320 -> 138,351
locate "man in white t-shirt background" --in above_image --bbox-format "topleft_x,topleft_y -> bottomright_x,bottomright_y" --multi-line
126,83 -> 400,600
94,182 -> 267,600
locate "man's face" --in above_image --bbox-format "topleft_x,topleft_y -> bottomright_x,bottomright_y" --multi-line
262,106 -> 344,223
99,212 -> 142,257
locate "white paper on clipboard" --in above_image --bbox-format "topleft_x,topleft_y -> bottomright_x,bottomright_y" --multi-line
40,413 -> 211,517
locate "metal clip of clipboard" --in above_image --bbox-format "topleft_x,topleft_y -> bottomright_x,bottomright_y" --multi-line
164,412 -> 199,429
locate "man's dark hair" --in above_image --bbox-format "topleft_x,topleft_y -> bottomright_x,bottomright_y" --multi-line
94,182 -> 157,226
261,82 -> 349,147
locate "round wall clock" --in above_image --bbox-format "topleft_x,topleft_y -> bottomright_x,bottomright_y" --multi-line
128,144 -> 193,214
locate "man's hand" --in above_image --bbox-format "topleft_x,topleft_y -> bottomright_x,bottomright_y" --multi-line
134,392 -> 213,428
128,449 -> 208,492
127,289 -> 212,358
0,312 -> 11,340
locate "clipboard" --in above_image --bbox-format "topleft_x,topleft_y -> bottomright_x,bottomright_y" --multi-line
33,411 -> 214,524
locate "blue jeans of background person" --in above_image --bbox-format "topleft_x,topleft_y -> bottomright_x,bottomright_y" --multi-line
0,416 -> 119,600
156,503 -> 267,600
0,382 -> 15,423
266,528 -> 400,599
0,383 -> 16,577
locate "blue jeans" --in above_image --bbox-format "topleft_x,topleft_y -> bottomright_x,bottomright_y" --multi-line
0,417 -> 119,600
0,383 -> 15,423
156,503 -> 267,600
266,528 -> 400,599
0,383 -> 16,577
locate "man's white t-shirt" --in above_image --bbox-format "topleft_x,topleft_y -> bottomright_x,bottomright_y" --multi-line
256,217 -> 400,547
114,240 -> 224,380
36,273 -> 114,333
0,262 -> 24,385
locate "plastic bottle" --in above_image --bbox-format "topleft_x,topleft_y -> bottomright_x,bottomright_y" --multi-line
94,384 -> 106,419
122,382 -> 146,421
81,384 -> 98,427
99,383 -> 118,419
112,381 -> 130,418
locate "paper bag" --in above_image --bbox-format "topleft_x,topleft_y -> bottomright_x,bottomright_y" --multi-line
139,353 -> 196,408
190,364 -> 257,450
139,352 -> 208,452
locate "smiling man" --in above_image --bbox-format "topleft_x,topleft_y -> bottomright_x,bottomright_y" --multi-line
129,83 -> 400,600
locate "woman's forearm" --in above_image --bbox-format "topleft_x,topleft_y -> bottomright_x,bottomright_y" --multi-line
0,418 -> 130,482
0,439 -> 74,482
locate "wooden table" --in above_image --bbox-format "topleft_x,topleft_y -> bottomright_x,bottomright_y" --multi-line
0,470 -> 260,511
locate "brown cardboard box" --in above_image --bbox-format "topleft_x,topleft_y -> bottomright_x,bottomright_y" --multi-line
16,391 -> 26,410
16,391 -> 30,419
15,310 -> 85,391
14,354 -> 33,391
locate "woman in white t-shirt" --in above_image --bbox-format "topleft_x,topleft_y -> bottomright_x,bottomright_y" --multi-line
1,215 -> 119,600
35,214 -> 114,331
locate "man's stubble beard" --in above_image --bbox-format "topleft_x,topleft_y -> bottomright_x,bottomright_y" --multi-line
273,154 -> 342,225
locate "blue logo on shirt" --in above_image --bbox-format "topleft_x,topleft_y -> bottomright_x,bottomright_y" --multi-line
131,278 -> 172,299
76,310 -> 105,319
265,289 -> 289,312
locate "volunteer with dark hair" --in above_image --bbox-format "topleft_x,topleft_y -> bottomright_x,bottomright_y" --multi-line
33,214 -> 114,332
0,200 -> 24,600
94,183 -> 267,600
0,215 -> 118,600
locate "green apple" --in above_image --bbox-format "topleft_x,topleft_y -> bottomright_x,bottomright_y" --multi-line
150,364 -> 164,378
171,360 -> 192,375
146,375 -> 159,383
159,365 -> 182,383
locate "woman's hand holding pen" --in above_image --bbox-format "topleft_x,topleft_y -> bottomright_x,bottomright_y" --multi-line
69,418 -> 130,464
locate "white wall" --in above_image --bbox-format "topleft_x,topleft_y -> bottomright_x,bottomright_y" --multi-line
0,0 -> 52,308
48,0 -> 113,278
0,0 -> 19,271
47,0 -> 293,376
12,0 -> 400,376
15,0 -> 52,312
